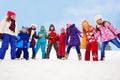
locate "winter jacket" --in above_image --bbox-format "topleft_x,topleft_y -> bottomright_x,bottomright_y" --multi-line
36,30 -> 47,43
46,30 -> 58,44
65,24 -> 82,46
95,21 -> 120,42
86,27 -> 97,43
16,32 -> 30,48
28,28 -> 39,47
58,32 -> 66,45
0,16 -> 17,36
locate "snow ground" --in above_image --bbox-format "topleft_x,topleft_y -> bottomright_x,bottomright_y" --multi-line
0,47 -> 120,80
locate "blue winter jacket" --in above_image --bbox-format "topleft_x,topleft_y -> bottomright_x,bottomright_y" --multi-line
16,32 -> 30,48
37,30 -> 47,43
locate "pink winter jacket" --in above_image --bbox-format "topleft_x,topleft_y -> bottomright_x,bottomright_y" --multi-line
95,22 -> 120,42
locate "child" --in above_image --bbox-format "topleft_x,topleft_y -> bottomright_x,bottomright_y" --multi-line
65,22 -> 82,60
81,20 -> 98,61
28,24 -> 39,59
94,15 -> 120,61
0,11 -> 17,60
35,26 -> 47,59
58,28 -> 66,59
46,24 -> 59,59
16,27 -> 30,60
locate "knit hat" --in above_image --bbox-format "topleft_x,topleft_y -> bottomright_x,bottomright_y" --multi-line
66,21 -> 72,25
7,11 -> 16,16
31,24 -> 37,27
61,27 -> 65,33
22,26 -> 28,29
94,15 -> 103,22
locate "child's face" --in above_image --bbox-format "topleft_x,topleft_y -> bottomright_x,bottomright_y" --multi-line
10,15 -> 16,20
66,24 -> 71,28
22,29 -> 27,33
31,25 -> 36,29
41,28 -> 45,31
50,27 -> 54,30
96,19 -> 103,25
83,23 -> 88,27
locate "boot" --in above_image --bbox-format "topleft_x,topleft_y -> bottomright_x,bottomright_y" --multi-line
65,53 -> 69,60
100,57 -> 105,61
78,54 -> 82,60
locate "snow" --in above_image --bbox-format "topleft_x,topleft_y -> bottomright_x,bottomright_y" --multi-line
0,46 -> 120,80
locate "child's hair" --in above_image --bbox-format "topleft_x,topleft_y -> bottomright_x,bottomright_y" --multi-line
81,20 -> 92,35
49,24 -> 55,31
6,16 -> 12,22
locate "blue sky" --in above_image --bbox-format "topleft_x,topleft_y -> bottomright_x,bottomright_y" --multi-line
0,0 -> 120,50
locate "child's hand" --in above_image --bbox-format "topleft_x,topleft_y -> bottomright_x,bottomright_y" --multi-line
39,34 -> 44,37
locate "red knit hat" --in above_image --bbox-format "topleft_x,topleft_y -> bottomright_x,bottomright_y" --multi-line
7,11 -> 16,16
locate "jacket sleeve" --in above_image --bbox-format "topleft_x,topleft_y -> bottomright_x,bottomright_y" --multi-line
0,18 -> 6,33
94,30 -> 100,38
109,25 -> 120,35
65,34 -> 69,44
15,23 -> 18,36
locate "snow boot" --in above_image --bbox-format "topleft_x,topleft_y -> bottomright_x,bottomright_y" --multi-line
64,53 -> 69,60
78,54 -> 82,60
100,57 -> 105,61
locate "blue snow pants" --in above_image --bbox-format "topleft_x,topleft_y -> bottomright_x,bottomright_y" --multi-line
35,42 -> 46,59
0,34 -> 16,59
101,38 -> 120,58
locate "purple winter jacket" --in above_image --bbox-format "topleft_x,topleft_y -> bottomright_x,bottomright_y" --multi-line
65,24 -> 82,46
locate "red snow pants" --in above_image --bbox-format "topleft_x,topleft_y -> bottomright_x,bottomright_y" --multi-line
85,41 -> 98,61
58,44 -> 66,57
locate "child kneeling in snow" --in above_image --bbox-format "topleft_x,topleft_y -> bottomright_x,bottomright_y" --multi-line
81,20 -> 98,61
16,27 -> 30,60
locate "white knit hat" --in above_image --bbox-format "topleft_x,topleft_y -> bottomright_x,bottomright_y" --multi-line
31,24 -> 37,27
94,15 -> 103,22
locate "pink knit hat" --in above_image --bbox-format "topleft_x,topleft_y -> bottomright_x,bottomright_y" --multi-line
61,27 -> 65,33
7,11 -> 16,16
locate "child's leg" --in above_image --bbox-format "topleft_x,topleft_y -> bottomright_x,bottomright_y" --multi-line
101,41 -> 109,59
46,42 -> 52,59
23,48 -> 29,60
75,45 -> 82,60
110,38 -> 120,48
16,48 -> 22,58
35,42 -> 41,56
85,43 -> 91,61
61,45 -> 66,57
41,42 -> 46,59
0,34 -> 10,59
65,45 -> 72,59
53,42 -> 58,58
91,42 -> 98,61
9,35 -> 16,59
32,47 -> 36,59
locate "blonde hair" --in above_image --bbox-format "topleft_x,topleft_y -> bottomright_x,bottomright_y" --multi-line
81,20 -> 93,35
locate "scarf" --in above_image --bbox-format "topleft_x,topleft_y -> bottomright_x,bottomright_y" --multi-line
9,19 -> 16,33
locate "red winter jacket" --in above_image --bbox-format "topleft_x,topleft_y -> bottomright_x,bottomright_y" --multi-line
86,27 -> 98,43
46,31 -> 58,44
58,32 -> 66,45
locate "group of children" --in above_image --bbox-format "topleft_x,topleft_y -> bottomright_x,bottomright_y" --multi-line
0,11 -> 120,61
